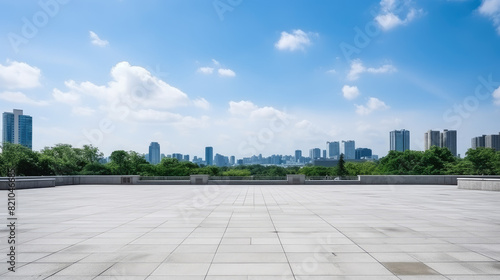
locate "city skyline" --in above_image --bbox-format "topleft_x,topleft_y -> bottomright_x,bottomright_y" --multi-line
1,1 -> 499,158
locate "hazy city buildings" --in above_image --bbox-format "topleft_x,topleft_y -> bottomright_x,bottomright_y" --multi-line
390,129 -> 410,152
342,140 -> 355,159
424,129 -> 457,156
355,148 -> 372,160
472,135 -> 486,149
295,150 -> 302,162
2,109 -> 33,149
148,142 -> 160,164
205,146 -> 213,166
473,133 -> 500,151
327,141 -> 340,159
309,148 -> 321,160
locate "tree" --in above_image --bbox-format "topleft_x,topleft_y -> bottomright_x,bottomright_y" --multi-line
336,153 -> 348,176
0,143 -> 42,176
109,150 -> 131,175
465,148 -> 499,175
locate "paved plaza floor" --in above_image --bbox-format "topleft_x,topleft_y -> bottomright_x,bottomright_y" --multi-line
1,184 -> 500,279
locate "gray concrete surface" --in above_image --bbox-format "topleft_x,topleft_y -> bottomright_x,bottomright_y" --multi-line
1,184 -> 500,279
458,178 -> 500,191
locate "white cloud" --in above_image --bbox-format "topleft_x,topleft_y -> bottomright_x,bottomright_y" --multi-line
0,61 -> 41,89
229,100 -> 258,116
52,88 -> 80,104
342,85 -> 360,100
326,69 -> 337,74
72,106 -> 95,116
193,98 -> 210,110
355,97 -> 390,115
53,61 -> 198,121
89,31 -> 109,47
375,0 -> 423,31
197,67 -> 214,74
493,86 -> 500,105
347,59 -> 396,81
218,68 -> 236,77
275,29 -> 315,51
0,91 -> 48,106
212,59 -> 220,66
478,0 -> 500,34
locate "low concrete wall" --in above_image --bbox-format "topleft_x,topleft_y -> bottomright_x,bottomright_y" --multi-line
458,178 -> 500,191
358,175 -> 500,185
0,178 -> 55,190
190,175 -> 209,185
287,175 -> 306,184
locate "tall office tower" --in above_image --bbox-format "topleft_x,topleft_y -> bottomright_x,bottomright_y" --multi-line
485,134 -> 500,151
424,130 -> 441,150
355,148 -> 372,160
471,135 -> 486,149
327,141 -> 340,159
148,142 -> 161,164
172,153 -> 183,161
205,146 -> 213,166
441,129 -> 457,156
230,156 -> 235,165
390,129 -> 410,152
2,109 -> 33,149
322,150 -> 327,159
309,148 -> 321,160
342,140 -> 355,159
295,150 -> 302,162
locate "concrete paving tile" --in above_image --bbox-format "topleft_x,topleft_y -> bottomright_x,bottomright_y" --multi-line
52,262 -> 114,276
151,263 -> 211,275
208,263 -> 292,275
101,263 -> 159,276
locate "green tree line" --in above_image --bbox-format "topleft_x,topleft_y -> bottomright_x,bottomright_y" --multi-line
1,143 -> 499,177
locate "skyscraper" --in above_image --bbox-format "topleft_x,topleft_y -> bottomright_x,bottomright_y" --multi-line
148,142 -> 160,164
485,134 -> 500,151
2,109 -> 32,149
472,135 -> 486,149
390,129 -> 410,152
309,148 -> 321,159
424,130 -> 440,150
342,140 -> 355,159
327,141 -> 340,159
441,129 -> 457,157
355,148 -> 372,159
295,150 -> 302,162
205,146 -> 213,166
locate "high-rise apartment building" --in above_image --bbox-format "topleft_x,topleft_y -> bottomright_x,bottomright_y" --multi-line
309,148 -> 321,160
205,146 -> 213,166
390,129 -> 410,152
295,150 -> 302,162
327,141 -> 340,159
342,140 -> 355,159
485,134 -> 500,151
148,142 -> 160,164
424,130 -> 441,150
355,148 -> 372,159
425,129 -> 457,157
472,135 -> 486,149
441,129 -> 457,157
2,109 -> 33,149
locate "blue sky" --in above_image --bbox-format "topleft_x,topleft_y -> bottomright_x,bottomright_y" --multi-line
1,0 -> 500,159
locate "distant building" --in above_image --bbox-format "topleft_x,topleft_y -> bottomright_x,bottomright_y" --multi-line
230,156 -> 235,165
2,109 -> 32,149
309,148 -> 321,160
295,150 -> 302,162
183,155 -> 190,162
327,141 -> 340,159
205,147 -> 213,166
172,153 -> 183,161
355,148 -> 372,160
425,129 -> 457,156
472,135 -> 486,149
390,129 -> 410,152
424,130 -> 441,150
342,140 -> 355,159
485,133 -> 500,151
214,153 -> 229,166
441,129 -> 457,157
148,142 -> 160,164
322,150 -> 327,159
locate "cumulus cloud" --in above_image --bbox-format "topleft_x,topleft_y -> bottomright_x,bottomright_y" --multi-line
229,100 -> 258,116
275,29 -> 316,51
0,60 -> 41,89
193,98 -> 210,110
0,91 -> 48,106
342,85 -> 360,100
197,67 -> 214,74
228,100 -> 288,120
375,0 -> 423,30
356,97 -> 390,115
493,86 -> 500,105
89,31 -> 109,47
347,59 -> 396,81
72,106 -> 95,116
218,68 -> 236,77
52,61 -> 204,121
478,0 -> 500,34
